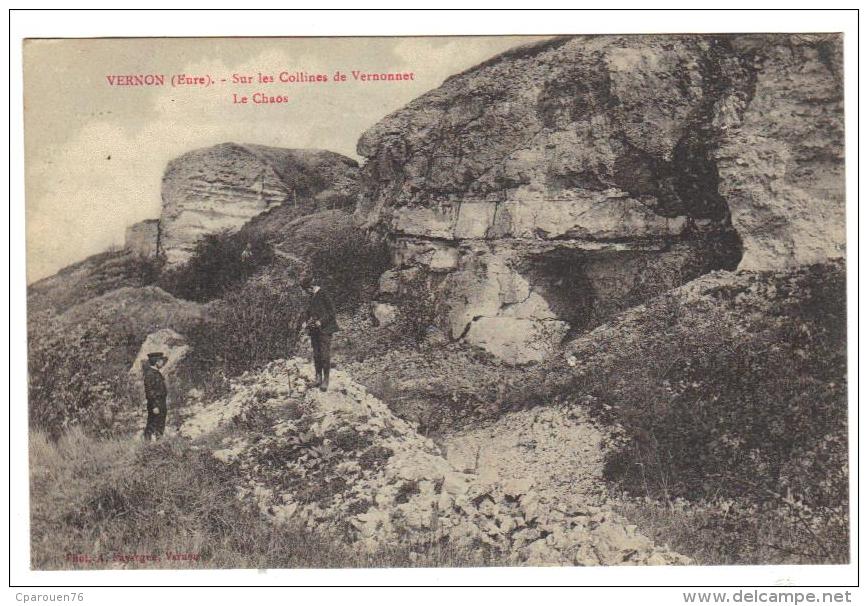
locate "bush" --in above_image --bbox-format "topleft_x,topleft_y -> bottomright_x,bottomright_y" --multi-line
393,272 -> 443,343
159,230 -> 274,302
185,267 -> 306,381
304,222 -> 390,311
557,263 -> 848,562
27,311 -> 138,439
160,210 -> 387,312
120,252 -> 164,287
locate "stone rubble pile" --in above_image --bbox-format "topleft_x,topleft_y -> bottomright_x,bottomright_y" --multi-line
180,358 -> 690,565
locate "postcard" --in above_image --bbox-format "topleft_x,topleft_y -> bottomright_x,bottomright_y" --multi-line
22,31 -> 849,577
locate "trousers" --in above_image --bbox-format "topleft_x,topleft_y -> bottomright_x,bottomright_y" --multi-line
144,400 -> 167,440
310,330 -> 332,379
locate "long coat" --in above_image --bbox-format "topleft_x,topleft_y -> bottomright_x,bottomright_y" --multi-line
305,288 -> 339,335
143,365 -> 167,408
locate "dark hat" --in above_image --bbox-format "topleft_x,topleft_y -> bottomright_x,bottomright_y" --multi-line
147,352 -> 167,363
299,274 -> 313,289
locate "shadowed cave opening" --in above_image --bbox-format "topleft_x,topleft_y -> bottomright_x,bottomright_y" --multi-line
519,230 -> 743,339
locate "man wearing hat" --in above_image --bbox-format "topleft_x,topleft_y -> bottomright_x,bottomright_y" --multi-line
299,274 -> 339,391
143,352 -> 168,440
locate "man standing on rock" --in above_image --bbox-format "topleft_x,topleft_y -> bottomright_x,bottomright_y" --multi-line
143,352 -> 169,440
299,274 -> 339,392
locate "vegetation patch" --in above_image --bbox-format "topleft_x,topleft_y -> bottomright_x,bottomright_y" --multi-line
549,262 -> 848,563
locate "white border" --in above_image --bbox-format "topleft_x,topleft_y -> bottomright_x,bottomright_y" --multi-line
5,6 -> 862,597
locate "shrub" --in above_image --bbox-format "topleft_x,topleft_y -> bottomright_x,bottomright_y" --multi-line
304,222 -> 390,312
185,267 -> 306,380
392,272 -> 443,344
558,263 -> 848,562
120,252 -> 164,286
27,311 -> 137,439
159,230 -> 274,302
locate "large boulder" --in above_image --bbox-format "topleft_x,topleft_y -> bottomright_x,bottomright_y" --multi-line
159,143 -> 359,266
356,34 -> 843,361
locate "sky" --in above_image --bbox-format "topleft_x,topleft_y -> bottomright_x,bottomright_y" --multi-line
23,35 -> 544,283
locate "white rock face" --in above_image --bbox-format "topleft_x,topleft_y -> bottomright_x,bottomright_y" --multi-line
384,193 -> 688,243
357,34 -> 843,361
371,302 -> 398,327
465,317 -> 569,364
436,244 -> 570,361
715,37 -> 845,270
124,219 -> 159,258
159,143 -> 358,266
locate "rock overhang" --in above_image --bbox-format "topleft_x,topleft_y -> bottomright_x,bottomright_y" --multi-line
356,34 -> 842,362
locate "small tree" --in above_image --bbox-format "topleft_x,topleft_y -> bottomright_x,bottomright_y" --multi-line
305,223 -> 390,311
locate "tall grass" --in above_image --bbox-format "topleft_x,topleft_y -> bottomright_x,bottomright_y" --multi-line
29,428 -> 501,570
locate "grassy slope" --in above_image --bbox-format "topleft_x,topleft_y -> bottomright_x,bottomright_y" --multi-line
28,249 -> 158,315
29,428 -> 500,570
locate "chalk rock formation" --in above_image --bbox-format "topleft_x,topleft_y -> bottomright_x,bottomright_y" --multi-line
124,219 -> 160,258
356,34 -> 843,361
715,36 -> 845,269
160,143 -> 359,266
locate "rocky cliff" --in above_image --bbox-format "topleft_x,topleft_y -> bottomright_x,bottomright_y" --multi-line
160,143 -> 359,266
355,34 -> 844,362
124,219 -> 160,258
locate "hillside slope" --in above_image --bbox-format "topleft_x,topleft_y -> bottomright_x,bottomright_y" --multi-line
27,249 -> 156,314
545,261 -> 848,563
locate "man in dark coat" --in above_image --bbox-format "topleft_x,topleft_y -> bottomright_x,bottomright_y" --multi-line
143,352 -> 168,440
300,275 -> 339,391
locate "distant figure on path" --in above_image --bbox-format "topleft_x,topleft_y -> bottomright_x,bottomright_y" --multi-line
240,242 -> 253,264
143,352 -> 168,440
299,274 -> 339,391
